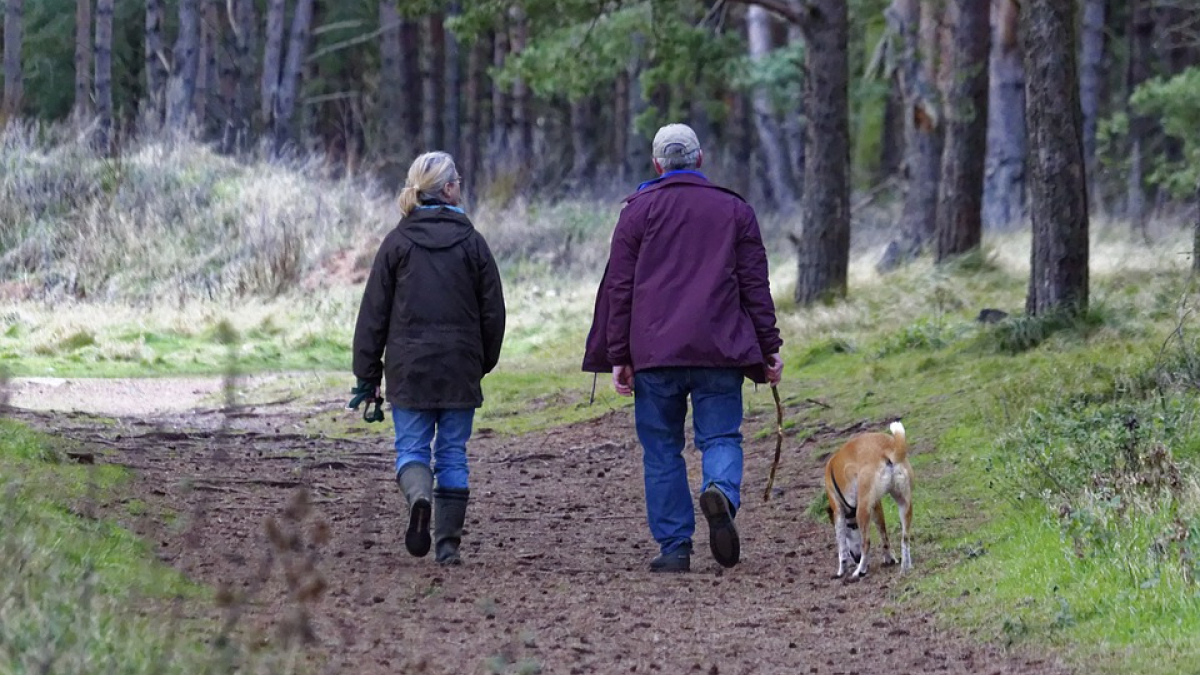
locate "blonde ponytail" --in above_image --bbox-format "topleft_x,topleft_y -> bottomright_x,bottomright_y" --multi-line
397,151 -> 460,218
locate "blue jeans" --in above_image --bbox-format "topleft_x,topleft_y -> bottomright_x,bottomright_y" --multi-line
392,408 -> 476,490
633,367 -> 744,555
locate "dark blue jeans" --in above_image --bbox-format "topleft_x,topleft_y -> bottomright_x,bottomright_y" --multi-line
633,367 -> 744,555
392,407 -> 475,490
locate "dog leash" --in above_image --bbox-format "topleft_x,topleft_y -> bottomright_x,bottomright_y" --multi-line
762,385 -> 785,502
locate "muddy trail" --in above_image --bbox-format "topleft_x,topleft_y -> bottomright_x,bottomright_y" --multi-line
6,380 -> 1070,675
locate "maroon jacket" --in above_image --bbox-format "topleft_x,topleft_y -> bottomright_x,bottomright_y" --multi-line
582,172 -> 782,384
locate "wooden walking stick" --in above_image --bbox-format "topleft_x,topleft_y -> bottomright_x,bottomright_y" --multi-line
763,385 -> 784,501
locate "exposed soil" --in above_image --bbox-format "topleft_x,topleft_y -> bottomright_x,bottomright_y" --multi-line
5,377 -> 1071,675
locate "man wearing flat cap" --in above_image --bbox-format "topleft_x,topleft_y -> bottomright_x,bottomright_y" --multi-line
583,123 -> 784,572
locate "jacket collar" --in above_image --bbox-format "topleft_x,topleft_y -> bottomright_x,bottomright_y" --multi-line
623,171 -> 744,204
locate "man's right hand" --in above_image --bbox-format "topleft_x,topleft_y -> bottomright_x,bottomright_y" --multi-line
612,365 -> 634,397
765,353 -> 784,386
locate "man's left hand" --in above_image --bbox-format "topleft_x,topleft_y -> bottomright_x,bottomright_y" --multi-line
612,365 -> 634,397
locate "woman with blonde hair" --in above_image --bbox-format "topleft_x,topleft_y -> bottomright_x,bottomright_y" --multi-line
349,151 -> 506,565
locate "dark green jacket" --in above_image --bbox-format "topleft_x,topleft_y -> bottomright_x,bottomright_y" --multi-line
352,206 -> 506,409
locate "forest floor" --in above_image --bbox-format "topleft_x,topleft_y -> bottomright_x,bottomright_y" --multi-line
7,375 -> 1070,675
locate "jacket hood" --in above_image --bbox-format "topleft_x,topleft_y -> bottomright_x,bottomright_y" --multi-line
398,207 -> 475,250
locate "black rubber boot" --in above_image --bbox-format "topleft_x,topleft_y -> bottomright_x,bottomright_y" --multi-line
433,487 -> 470,566
397,463 -> 433,557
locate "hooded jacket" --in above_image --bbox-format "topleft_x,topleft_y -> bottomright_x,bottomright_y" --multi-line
353,206 -> 506,409
582,172 -> 781,383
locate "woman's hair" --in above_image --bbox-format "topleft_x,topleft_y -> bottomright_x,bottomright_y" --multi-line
397,151 -> 460,217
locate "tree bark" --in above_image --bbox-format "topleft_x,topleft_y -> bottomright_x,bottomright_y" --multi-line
74,0 -> 93,119
569,97 -> 594,185
626,33 -> 650,180
1022,0 -> 1089,316
260,0 -> 285,126
783,23 -> 805,201
982,0 -> 1025,229
747,5 -> 796,211
273,0 -> 315,152
491,21 -> 510,167
166,0 -> 201,130
1126,0 -> 1154,237
378,1 -> 404,171
400,20 -> 421,143
421,12 -> 445,151
3,0 -> 24,117
935,0 -> 990,262
194,0 -> 220,131
794,0 -> 850,306
462,35 -> 484,189
613,70 -> 629,182
444,2 -> 462,162
94,0 -> 114,151
221,0 -> 256,153
510,7 -> 532,167
894,0 -> 943,259
1078,0 -> 1105,212
144,0 -> 167,126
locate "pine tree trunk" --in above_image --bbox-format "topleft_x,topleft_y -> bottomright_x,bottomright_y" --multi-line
491,22 -> 510,168
794,0 -> 850,305
895,0 -> 942,258
94,0 -> 114,151
74,0 -> 93,119
1126,0 -> 1154,238
935,0 -> 990,262
444,2 -> 461,162
166,0 -> 201,130
1022,0 -> 1089,316
747,5 -> 796,211
1079,0 -> 1106,211
144,0 -> 167,126
273,0 -> 315,152
260,0 -> 285,126
400,20 -> 421,142
626,33 -> 649,180
613,70 -> 629,182
3,0 -> 24,117
879,74 -> 904,181
421,13 -> 444,152
221,0 -> 256,153
510,7 -> 531,168
982,0 -> 1025,229
569,97 -> 593,184
783,23 -> 806,199
194,1 -> 219,131
462,36 -> 483,189
378,1 -> 404,173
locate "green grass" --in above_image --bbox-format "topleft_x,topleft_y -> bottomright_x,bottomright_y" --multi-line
750,260 -> 1200,674
0,420 -> 304,674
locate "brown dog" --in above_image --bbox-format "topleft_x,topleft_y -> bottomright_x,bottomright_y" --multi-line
822,421 -> 913,580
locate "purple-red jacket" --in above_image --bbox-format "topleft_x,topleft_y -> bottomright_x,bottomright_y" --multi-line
582,172 -> 783,384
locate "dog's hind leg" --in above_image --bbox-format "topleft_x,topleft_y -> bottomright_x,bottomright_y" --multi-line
896,495 -> 913,572
833,512 -> 850,579
851,501 -> 872,580
874,501 -> 897,566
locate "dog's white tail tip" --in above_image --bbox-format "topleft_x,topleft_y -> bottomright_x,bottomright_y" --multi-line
890,421 -> 905,437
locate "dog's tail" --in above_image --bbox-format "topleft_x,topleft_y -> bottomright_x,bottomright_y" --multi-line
888,421 -> 907,463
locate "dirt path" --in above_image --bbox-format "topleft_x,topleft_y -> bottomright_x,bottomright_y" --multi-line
6,378 -> 1070,675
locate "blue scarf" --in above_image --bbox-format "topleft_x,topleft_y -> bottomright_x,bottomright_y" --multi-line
416,204 -> 466,214
636,170 -> 707,192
